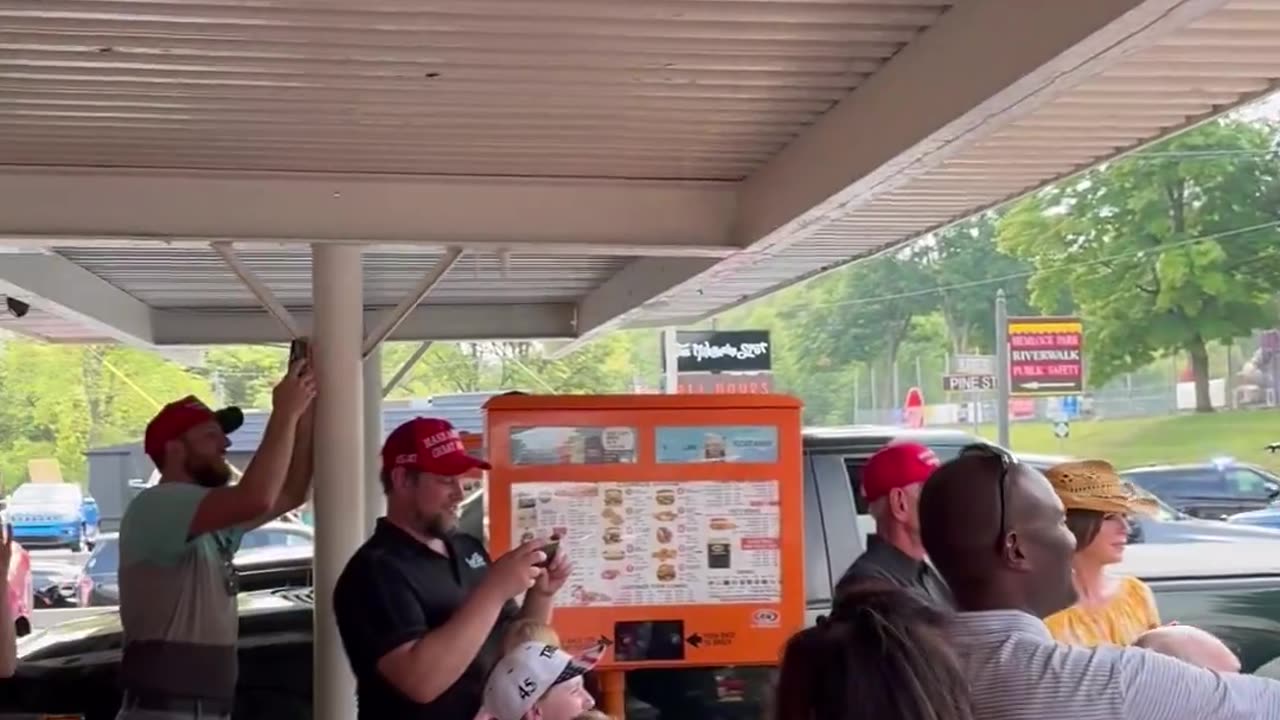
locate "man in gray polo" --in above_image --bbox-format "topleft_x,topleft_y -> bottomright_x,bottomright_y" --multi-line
116,359 -> 315,719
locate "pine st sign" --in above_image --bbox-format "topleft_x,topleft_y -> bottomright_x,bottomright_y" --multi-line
1007,316 -> 1084,397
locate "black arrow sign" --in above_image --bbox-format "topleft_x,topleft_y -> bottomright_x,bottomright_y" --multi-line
686,633 -> 703,648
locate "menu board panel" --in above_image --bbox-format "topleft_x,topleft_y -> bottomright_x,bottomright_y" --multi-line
655,426 -> 778,463
510,426 -> 638,465
511,480 -> 781,607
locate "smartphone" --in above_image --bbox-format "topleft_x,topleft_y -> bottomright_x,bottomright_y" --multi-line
536,537 -> 560,569
289,338 -> 310,365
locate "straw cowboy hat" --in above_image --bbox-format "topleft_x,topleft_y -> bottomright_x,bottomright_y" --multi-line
1044,460 -> 1159,516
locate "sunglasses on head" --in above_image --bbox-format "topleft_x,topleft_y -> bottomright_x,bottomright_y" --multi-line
959,443 -> 1016,552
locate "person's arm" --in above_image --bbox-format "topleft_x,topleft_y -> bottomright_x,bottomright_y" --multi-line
520,587 -> 554,625
1120,643 -> 1280,719
0,527 -> 15,679
342,541 -> 544,705
188,361 -> 314,538
241,406 -> 316,532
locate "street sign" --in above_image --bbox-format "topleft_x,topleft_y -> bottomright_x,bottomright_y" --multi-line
1053,420 -> 1071,439
1007,316 -> 1084,397
943,374 -> 997,393
954,354 -> 996,376
1061,395 -> 1081,419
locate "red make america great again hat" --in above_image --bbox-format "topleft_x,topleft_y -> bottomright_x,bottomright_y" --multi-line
382,417 -> 491,477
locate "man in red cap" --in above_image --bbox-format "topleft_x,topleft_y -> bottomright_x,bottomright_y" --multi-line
116,357 -> 316,719
334,417 -> 571,720
835,441 -> 951,608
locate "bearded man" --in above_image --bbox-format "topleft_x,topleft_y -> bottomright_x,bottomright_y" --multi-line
117,359 -> 316,720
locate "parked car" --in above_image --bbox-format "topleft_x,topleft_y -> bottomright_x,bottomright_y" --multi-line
6,482 -> 101,551
6,538 -> 33,637
9,426 -> 1280,720
76,522 -> 314,607
31,559 -> 79,609
1120,459 -> 1280,520
1226,505 -> 1280,530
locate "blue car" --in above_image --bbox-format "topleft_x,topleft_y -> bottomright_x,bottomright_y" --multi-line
1227,506 -> 1280,530
5,482 -> 100,551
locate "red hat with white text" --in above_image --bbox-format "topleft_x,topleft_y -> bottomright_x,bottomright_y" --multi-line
381,417 -> 490,477
861,442 -> 941,503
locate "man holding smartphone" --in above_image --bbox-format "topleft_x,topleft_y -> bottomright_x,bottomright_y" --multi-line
334,417 -> 571,720
116,355 -> 317,719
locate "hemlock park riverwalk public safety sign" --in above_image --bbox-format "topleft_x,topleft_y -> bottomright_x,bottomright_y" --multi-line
1007,316 -> 1084,397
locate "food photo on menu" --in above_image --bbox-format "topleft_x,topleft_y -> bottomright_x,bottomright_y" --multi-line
510,479 -> 782,608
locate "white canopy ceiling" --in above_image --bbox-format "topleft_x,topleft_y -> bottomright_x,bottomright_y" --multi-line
1,0 -> 1278,347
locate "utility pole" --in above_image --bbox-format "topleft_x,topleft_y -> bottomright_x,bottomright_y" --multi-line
995,289 -> 1011,449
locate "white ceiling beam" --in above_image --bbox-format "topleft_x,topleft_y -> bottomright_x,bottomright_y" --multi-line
732,0 -> 1229,250
0,253 -> 154,345
0,167 -> 739,256
211,241 -> 304,340
549,257 -> 721,358
362,247 -> 463,356
151,303 -> 576,345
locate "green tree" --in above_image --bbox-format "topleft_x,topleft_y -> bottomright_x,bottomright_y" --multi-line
203,345 -> 286,408
915,214 -> 1035,354
997,118 -> 1280,412
0,341 -> 210,487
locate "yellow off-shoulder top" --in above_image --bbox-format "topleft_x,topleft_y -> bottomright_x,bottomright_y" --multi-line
1044,575 -> 1160,647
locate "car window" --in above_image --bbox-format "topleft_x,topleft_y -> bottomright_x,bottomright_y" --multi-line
85,539 -> 119,574
241,529 -> 313,550
1129,470 -> 1221,498
1226,468 -> 1276,499
10,483 -> 81,506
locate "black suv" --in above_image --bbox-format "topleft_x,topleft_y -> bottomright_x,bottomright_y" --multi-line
1122,461 -> 1280,520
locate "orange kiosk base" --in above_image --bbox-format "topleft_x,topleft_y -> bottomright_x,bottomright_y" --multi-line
485,394 -> 805,719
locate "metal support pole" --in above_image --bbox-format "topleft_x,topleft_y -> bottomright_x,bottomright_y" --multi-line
662,327 -> 680,394
383,341 -> 433,397
364,344 -> 385,536
362,248 -> 463,357
995,289 -> 1011,449
312,244 -> 365,720
211,242 -> 304,339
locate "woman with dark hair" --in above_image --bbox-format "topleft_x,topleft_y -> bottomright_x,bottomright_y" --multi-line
1043,460 -> 1161,646
773,582 -> 974,720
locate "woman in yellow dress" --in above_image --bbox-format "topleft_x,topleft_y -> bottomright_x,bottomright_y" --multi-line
1043,459 -> 1162,646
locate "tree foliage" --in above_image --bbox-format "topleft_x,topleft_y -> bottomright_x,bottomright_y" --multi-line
997,118 -> 1280,411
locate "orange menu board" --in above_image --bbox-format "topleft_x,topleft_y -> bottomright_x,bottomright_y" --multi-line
485,394 -> 804,670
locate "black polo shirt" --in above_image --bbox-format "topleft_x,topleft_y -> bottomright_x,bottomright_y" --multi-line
333,519 -> 519,720
835,535 -> 953,609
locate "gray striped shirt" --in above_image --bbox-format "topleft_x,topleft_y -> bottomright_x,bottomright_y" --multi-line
950,610 -> 1280,720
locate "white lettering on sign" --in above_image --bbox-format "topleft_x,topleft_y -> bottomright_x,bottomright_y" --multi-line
678,341 -> 770,363
1009,349 -> 1081,362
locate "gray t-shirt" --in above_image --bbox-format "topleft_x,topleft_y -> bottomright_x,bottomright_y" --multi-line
118,483 -> 246,701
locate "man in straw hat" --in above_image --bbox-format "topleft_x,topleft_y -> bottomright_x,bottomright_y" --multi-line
1042,459 -> 1162,647
918,445 -> 1280,719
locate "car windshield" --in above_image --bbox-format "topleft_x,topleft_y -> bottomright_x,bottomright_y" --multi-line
10,483 -> 80,506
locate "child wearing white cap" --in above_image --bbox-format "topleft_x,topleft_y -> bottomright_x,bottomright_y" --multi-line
480,641 -> 604,720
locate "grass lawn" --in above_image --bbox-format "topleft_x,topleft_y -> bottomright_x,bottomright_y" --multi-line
956,409 -> 1280,472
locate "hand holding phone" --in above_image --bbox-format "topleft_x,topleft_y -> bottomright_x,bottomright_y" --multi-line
536,535 -> 560,569
289,338 -> 311,366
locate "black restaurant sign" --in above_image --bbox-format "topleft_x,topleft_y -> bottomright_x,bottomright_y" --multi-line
668,330 -> 772,373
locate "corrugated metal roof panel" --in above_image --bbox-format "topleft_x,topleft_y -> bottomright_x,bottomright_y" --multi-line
0,0 -> 950,181
53,246 -> 629,307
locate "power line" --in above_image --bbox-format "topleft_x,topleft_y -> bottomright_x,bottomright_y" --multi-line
784,219 -> 1280,314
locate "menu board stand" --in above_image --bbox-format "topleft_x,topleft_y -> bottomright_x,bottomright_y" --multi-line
485,394 -> 805,720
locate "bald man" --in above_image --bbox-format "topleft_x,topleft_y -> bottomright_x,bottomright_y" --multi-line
1136,625 -> 1241,674
919,444 -> 1280,720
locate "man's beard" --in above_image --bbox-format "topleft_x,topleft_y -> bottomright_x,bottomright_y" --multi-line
189,458 -> 232,489
416,509 -> 456,539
